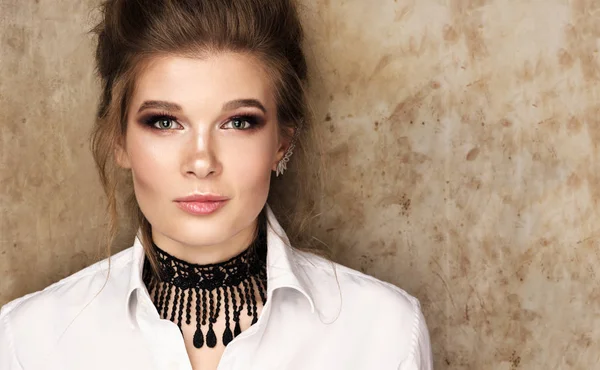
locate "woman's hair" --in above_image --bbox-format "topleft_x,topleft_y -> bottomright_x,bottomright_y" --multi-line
89,0 -> 328,277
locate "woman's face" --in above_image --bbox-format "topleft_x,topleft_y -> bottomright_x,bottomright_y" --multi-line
116,52 -> 287,263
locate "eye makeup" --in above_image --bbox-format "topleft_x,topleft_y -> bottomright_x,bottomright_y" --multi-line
222,114 -> 265,130
138,111 -> 182,130
136,111 -> 266,132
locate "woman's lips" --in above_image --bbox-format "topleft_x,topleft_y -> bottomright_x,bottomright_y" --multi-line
175,194 -> 229,202
175,200 -> 228,215
174,193 -> 229,215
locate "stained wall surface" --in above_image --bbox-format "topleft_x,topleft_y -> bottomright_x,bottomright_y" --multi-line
1,1 -> 599,369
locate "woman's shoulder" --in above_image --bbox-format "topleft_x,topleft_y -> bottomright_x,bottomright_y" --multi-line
293,249 -> 423,322
0,246 -> 138,367
294,250 -> 432,368
0,246 -> 135,323
297,249 -> 418,298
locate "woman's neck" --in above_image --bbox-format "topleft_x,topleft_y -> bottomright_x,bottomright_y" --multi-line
150,220 -> 258,265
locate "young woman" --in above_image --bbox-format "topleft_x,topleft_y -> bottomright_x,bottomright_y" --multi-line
0,1 -> 432,369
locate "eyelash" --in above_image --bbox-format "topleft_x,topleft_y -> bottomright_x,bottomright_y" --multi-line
140,112 -> 263,131
141,113 -> 180,130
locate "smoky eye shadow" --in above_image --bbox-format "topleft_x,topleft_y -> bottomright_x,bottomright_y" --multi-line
137,112 -> 178,127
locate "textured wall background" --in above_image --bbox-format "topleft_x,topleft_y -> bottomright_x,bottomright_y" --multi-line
2,0 -> 599,369
0,0 -> 134,305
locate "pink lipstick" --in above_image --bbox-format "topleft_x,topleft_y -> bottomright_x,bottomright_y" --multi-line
174,194 -> 229,215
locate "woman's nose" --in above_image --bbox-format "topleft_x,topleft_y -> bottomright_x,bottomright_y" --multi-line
181,131 -> 221,179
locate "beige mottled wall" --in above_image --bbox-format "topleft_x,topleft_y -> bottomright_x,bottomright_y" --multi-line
1,0 -> 599,369
0,0 -> 135,302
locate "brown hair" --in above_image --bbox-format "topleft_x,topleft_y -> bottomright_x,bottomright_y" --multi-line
89,0 -> 329,277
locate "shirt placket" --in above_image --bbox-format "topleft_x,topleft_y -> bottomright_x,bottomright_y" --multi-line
216,294 -> 273,370
135,289 -> 194,370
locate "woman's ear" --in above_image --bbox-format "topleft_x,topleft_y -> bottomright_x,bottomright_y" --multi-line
114,142 -> 131,169
272,127 -> 295,171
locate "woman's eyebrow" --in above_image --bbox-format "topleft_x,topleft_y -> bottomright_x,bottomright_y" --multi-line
222,99 -> 266,114
136,98 -> 267,114
137,100 -> 182,113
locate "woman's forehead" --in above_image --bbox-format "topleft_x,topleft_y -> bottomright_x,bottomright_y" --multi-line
131,53 -> 276,113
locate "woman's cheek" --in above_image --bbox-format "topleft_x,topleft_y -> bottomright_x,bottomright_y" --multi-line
225,142 -> 273,192
128,132 -> 176,192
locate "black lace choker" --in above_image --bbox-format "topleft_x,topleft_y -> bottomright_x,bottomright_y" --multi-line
141,223 -> 268,349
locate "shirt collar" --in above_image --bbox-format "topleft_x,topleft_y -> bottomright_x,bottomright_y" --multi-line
124,204 -> 316,321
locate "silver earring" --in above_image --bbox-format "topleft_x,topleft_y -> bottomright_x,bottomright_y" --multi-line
276,123 -> 302,177
276,142 -> 295,177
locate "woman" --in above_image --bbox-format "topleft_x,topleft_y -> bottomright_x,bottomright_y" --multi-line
0,1 -> 432,369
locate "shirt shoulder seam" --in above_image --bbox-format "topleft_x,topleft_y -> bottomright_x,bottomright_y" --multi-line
404,295 -> 422,366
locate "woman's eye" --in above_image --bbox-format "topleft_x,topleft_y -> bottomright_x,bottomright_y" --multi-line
224,116 -> 257,130
153,118 -> 177,129
142,114 -> 181,130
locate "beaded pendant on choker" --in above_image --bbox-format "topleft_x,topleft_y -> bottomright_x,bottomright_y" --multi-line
141,223 -> 268,349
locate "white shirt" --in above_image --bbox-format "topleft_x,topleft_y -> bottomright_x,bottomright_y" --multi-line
0,206 -> 433,370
